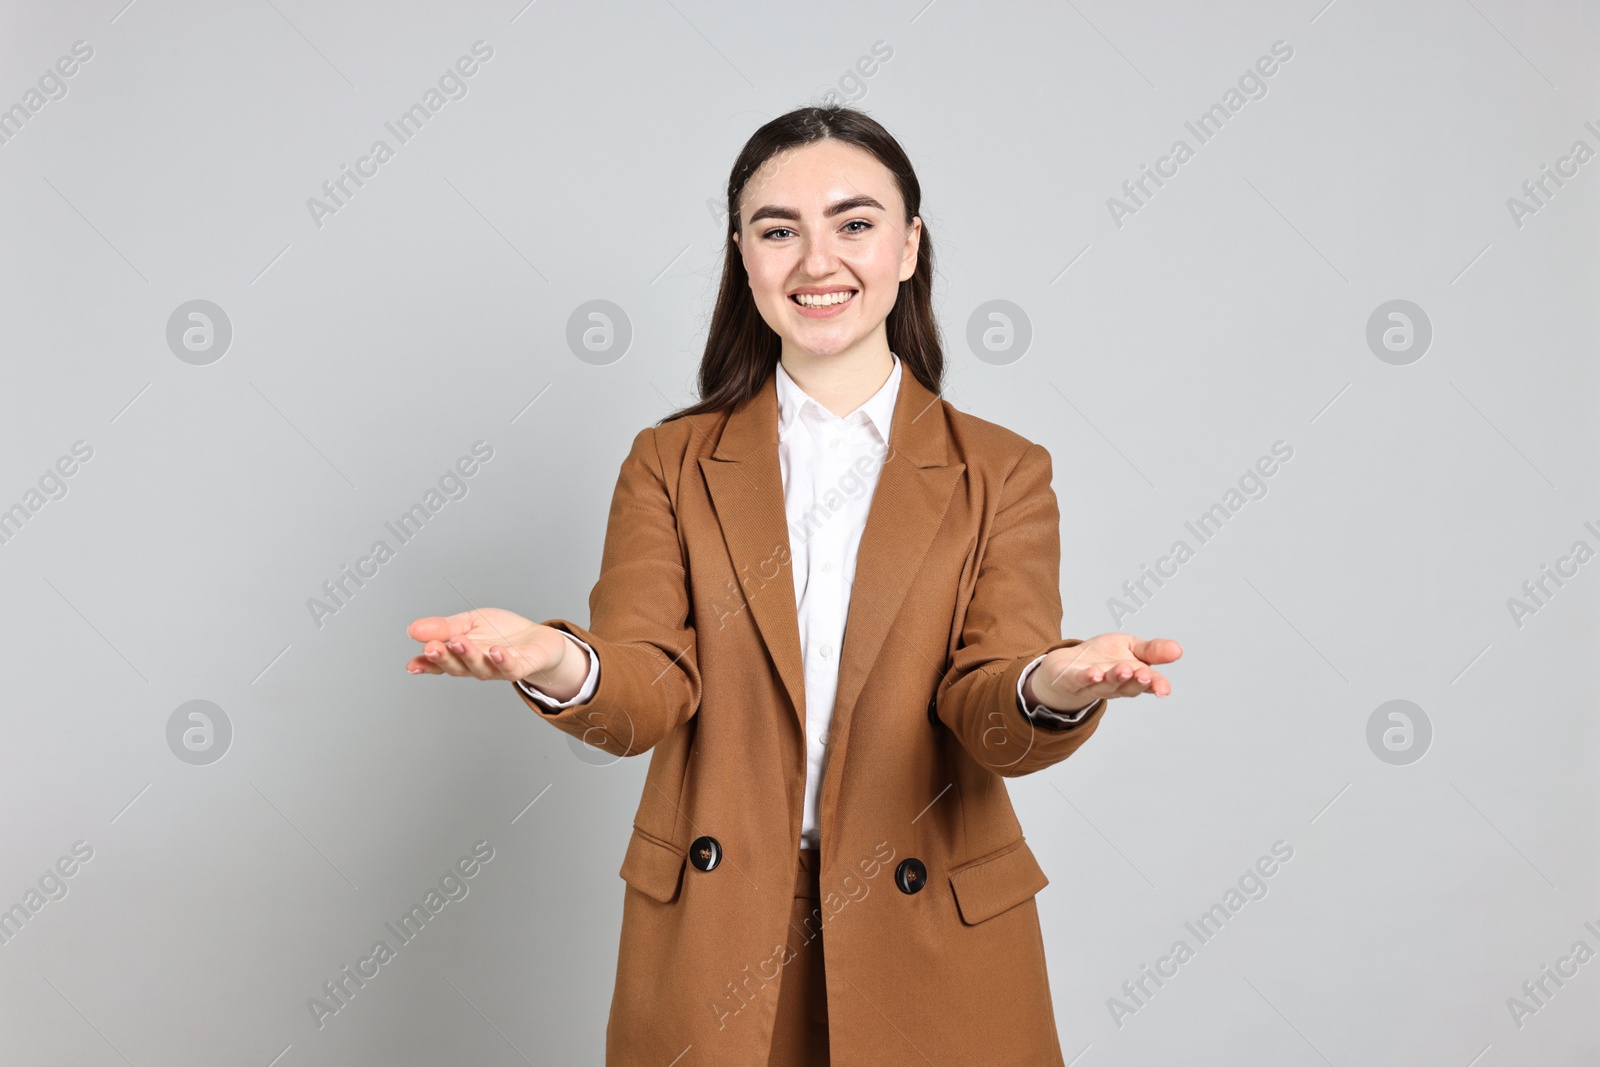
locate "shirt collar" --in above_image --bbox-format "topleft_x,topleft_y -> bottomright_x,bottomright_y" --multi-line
775,352 -> 902,442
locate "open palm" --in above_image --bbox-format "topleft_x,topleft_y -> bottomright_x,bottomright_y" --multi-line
1029,632 -> 1183,711
405,608 -> 566,684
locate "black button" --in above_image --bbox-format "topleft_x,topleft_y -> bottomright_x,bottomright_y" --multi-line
688,835 -> 722,872
895,857 -> 927,894
927,696 -> 939,726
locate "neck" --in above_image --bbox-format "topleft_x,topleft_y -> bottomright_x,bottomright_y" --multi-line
779,341 -> 895,419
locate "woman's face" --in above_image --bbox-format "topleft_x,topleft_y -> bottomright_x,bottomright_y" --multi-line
732,139 -> 921,362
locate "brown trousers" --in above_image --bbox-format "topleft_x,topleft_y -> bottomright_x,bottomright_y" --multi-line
767,847 -> 828,1066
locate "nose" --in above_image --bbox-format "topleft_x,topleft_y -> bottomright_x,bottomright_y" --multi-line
801,233 -> 843,279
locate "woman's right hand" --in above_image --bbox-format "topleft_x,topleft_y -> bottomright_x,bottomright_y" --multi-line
405,609 -> 585,699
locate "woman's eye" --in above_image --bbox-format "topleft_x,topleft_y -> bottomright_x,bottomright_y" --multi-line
761,221 -> 872,240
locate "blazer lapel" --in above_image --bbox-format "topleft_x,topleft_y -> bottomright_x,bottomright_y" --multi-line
830,368 -> 964,742
699,371 -> 808,733
817,368 -> 965,853
699,362 -> 966,757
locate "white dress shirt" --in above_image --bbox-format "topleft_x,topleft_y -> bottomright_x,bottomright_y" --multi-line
518,353 -> 1097,847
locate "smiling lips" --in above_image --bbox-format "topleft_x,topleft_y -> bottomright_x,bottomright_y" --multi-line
790,288 -> 858,317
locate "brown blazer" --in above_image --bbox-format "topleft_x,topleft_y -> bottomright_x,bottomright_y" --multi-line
519,365 -> 1110,1066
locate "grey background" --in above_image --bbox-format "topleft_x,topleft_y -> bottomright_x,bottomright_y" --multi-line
1,0 -> 1596,1064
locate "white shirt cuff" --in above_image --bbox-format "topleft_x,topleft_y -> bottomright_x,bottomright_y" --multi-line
1017,653 -> 1101,727
516,632 -> 599,711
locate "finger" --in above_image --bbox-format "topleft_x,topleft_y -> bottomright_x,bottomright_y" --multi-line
407,612 -> 478,645
1128,663 -> 1165,690
1113,676 -> 1149,698
1046,651 -> 1131,703
1079,662 -> 1150,699
488,642 -> 536,680
1077,667 -> 1120,703
1130,637 -> 1183,665
444,636 -> 504,681
407,616 -> 447,642
1114,668 -> 1171,699
405,655 -> 443,675
1091,662 -> 1140,686
423,639 -> 473,676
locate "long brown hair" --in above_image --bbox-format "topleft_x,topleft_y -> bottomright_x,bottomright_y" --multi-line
659,105 -> 945,425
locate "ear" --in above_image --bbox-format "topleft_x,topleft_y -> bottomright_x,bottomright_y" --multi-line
898,215 -> 922,283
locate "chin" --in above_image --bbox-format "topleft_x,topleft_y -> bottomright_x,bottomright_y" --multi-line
783,333 -> 862,360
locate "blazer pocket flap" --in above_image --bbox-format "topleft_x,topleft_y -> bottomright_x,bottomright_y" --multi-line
619,829 -> 686,904
949,840 -> 1049,925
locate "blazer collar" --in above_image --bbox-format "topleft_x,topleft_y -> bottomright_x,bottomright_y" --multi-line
711,353 -> 946,468
698,357 -> 966,775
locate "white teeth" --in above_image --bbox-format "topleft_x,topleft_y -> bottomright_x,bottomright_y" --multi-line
793,290 -> 855,307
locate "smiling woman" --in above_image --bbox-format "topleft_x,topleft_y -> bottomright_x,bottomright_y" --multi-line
404,104 -> 1181,1066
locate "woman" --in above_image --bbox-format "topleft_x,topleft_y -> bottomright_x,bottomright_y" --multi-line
406,105 -> 1181,1067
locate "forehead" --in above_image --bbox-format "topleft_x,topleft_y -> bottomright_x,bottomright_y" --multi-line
739,139 -> 901,216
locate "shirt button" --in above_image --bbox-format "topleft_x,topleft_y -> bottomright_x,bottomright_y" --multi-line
819,730 -> 830,746
821,561 -> 833,573
828,438 -> 841,449
820,644 -> 832,658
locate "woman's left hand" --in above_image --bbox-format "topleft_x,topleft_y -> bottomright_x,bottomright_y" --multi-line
1023,633 -> 1183,714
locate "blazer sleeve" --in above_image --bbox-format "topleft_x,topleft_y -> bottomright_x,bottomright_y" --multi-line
512,425 -> 701,756
933,441 -> 1108,778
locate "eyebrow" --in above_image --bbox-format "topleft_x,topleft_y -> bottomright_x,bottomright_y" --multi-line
745,194 -> 886,226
